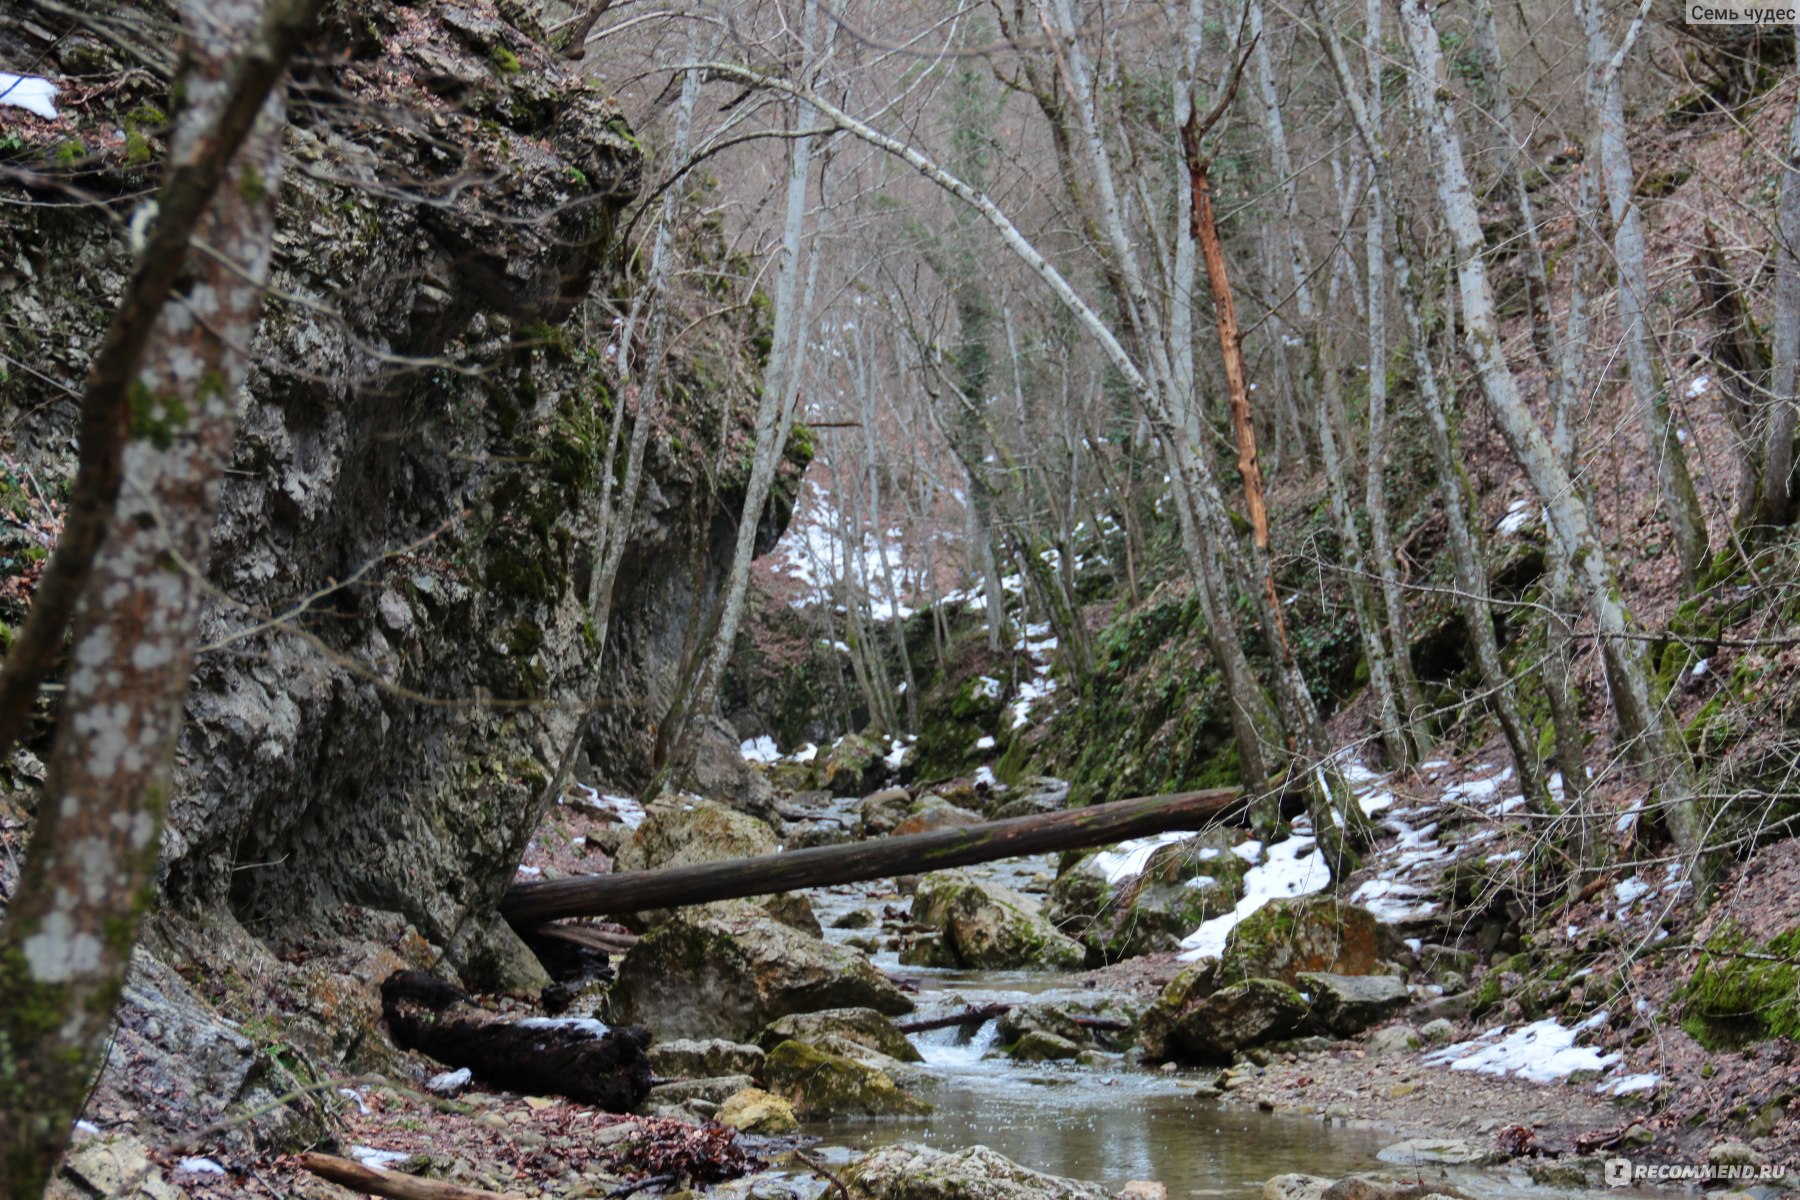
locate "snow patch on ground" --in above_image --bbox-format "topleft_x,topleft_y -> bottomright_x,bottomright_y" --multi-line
517,1016 -> 610,1036
0,74 -> 58,119
1424,1012 -> 1619,1084
1091,831 -> 1198,884
351,1148 -> 414,1169
1178,834 -> 1331,960
176,1158 -> 227,1176
569,784 -> 645,830
740,735 -> 781,763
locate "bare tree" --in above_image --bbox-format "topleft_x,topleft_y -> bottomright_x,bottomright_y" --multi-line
0,1 -> 318,1189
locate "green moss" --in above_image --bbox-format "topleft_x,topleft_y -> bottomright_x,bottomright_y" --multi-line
491,45 -> 522,73
128,380 -> 191,449
238,161 -> 267,205
1678,922 -> 1800,1049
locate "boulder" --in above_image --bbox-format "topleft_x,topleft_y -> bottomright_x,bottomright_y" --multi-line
615,796 -> 777,870
1047,831 -> 1248,958
1140,975 -> 1308,1063
1365,1025 -> 1422,1054
1418,1018 -> 1456,1045
762,1040 -> 929,1117
846,1143 -> 1108,1200
1265,1176 -> 1332,1200
688,715 -> 778,820
1322,1178 -> 1471,1200
859,787 -> 914,836
892,797 -> 984,837
1136,961 -> 1218,1060
646,1038 -> 765,1079
1377,1139 -> 1496,1167
54,1136 -> 183,1200
903,871 -> 1086,970
989,778 -> 1072,821
1010,1031 -> 1084,1062
824,734 -> 886,795
716,1087 -> 799,1135
647,1074 -> 755,1106
1220,896 -> 1387,986
758,1008 -> 923,1062
610,912 -> 913,1041
998,1002 -> 1090,1047
1298,972 -> 1409,1036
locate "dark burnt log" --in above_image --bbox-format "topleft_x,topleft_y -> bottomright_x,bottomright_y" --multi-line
501,788 -> 1241,926
379,971 -> 652,1111
295,1153 -> 526,1200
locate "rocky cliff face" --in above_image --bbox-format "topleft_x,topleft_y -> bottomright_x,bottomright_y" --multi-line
0,0 -> 790,1004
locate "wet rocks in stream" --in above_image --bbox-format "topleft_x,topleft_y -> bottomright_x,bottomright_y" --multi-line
847,1143 -> 1108,1200
761,1039 -> 931,1116
609,910 -> 913,1041
903,869 -> 1086,970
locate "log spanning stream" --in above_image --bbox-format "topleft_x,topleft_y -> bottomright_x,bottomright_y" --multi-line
501,788 -> 1241,926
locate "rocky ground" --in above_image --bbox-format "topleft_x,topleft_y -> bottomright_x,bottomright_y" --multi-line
49,746 -> 1800,1200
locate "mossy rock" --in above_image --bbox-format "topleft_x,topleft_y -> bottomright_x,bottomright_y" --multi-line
715,1086 -> 798,1134
609,912 -> 913,1041
757,1007 -> 922,1062
762,1039 -> 930,1117
822,732 -> 885,794
1220,896 -> 1386,986
1140,976 -> 1309,1064
1678,920 -> 1800,1049
1052,832 -> 1250,960
903,871 -> 1086,970
1009,1030 -> 1084,1062
615,797 -> 777,870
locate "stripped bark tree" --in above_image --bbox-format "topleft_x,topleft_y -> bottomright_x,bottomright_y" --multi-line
0,1 -> 317,1190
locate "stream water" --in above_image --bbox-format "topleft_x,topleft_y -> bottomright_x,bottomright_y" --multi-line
788,846 -> 1405,1194
774,791 -> 1634,1199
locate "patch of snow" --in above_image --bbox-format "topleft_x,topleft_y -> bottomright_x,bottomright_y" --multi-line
0,73 -> 58,119
1496,498 -> 1536,537
1598,1072 -> 1661,1096
516,865 -> 541,877
740,736 -> 781,764
571,785 -> 645,830
1350,877 -> 1442,922
1178,835 -> 1331,960
1424,1011 -> 1619,1084
974,735 -> 996,751
790,742 -> 819,764
1615,798 -> 1644,833
337,1087 -> 371,1115
1091,831 -> 1199,884
1231,840 -> 1265,863
74,1120 -> 99,1135
427,1067 -> 473,1095
1691,658 -> 1709,678
351,1148 -> 413,1169
517,1016 -> 610,1036
1404,938 -> 1423,953
1487,850 -> 1524,863
1486,795 -> 1527,817
883,739 -> 909,770
1687,375 -> 1712,398
1613,877 -> 1651,907
177,1158 -> 226,1176
974,675 -> 1002,700
973,765 -> 1006,791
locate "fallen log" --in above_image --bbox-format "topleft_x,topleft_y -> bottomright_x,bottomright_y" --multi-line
501,788 -> 1239,926
295,1152 -> 524,1200
380,971 -> 652,1111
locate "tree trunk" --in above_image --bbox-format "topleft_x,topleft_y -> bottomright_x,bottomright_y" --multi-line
0,2 -> 310,1190
501,789 -> 1240,924
1581,0 -> 1709,586
1397,0 -> 1708,857
1760,53 -> 1800,528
